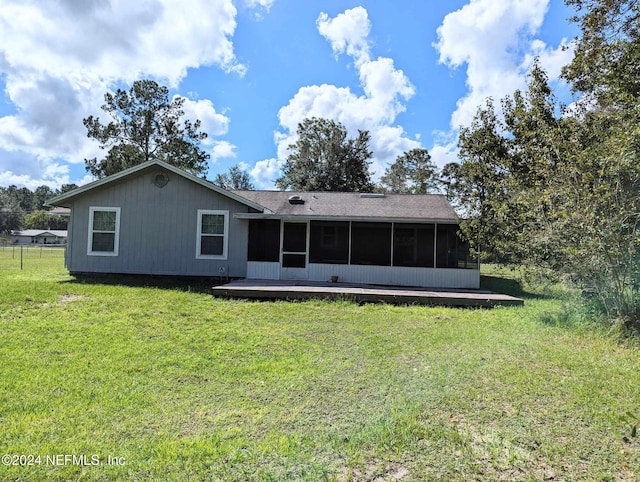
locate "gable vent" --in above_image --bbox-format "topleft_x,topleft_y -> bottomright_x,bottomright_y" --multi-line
288,195 -> 305,205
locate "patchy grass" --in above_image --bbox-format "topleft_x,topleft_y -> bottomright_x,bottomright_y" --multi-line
0,255 -> 639,480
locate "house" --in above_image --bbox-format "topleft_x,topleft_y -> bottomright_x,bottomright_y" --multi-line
10,229 -> 68,245
46,160 -> 479,289
49,206 -> 71,217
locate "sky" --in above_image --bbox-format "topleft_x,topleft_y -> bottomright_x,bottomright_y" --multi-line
0,0 -> 578,191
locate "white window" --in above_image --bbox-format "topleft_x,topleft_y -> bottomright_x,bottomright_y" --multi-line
196,210 -> 229,259
88,207 -> 120,256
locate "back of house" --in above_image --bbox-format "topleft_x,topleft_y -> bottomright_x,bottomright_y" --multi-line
47,160 -> 479,289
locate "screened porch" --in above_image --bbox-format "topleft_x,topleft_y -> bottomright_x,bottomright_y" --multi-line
245,219 -> 479,289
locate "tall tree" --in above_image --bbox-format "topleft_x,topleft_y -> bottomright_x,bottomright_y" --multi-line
213,164 -> 255,190
560,0 -> 640,324
0,191 -> 24,233
456,97 -> 516,262
380,148 -> 438,194
563,0 -> 640,106
439,162 -> 462,204
456,57 -> 639,327
57,184 -> 79,195
84,80 -> 210,178
33,185 -> 55,211
276,118 -> 373,192
3,185 -> 34,212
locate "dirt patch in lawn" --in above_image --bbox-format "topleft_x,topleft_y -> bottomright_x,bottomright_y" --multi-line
338,460 -> 409,481
56,294 -> 86,304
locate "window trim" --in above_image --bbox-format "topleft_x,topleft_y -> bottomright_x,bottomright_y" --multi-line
87,206 -> 121,256
196,209 -> 229,260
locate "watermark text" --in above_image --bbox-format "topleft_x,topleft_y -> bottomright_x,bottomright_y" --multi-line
2,454 -> 126,467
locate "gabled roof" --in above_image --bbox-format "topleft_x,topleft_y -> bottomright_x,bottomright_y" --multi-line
46,160 -> 268,212
44,160 -> 457,223
12,230 -> 67,237
232,190 -> 458,223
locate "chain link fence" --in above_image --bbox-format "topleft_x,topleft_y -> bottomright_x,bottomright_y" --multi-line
0,245 -> 65,270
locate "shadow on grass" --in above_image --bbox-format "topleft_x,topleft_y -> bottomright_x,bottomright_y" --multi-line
480,274 -> 553,300
62,272 -> 551,305
60,273 -> 229,295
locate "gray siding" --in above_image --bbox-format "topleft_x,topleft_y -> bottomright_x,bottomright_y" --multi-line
67,166 -> 249,276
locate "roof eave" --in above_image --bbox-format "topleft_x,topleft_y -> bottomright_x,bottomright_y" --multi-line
234,213 -> 458,223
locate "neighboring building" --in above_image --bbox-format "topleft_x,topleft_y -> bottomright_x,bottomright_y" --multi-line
10,230 -> 68,245
49,206 -> 71,217
46,160 -> 479,289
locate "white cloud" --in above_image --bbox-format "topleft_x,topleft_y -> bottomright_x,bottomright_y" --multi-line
245,0 -> 274,16
266,7 -> 419,187
179,97 -> 231,140
317,7 -> 371,64
430,0 -> 574,169
435,0 -> 554,129
210,141 -> 237,161
0,161 -> 72,191
250,158 -> 283,189
0,0 -> 245,188
429,134 -> 460,170
0,0 -> 244,85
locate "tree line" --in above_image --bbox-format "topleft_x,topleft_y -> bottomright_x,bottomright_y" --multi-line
0,184 -> 77,233
448,0 -> 640,329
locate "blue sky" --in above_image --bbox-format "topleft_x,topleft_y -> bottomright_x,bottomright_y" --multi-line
0,0 -> 577,190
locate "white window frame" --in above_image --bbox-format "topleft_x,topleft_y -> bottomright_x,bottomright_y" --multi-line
87,207 -> 121,256
196,210 -> 229,260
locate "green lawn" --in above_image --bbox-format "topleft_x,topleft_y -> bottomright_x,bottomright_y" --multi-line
0,252 -> 639,481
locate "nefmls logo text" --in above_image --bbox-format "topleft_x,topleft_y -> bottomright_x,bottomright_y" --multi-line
47,454 -> 100,466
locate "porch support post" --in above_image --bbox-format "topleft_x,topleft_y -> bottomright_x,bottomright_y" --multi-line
348,221 -> 352,265
390,222 -> 394,267
433,223 -> 438,268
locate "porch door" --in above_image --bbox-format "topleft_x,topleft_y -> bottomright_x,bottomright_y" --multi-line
281,222 -> 308,280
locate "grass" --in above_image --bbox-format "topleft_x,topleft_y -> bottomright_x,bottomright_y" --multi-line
1,251 -> 639,480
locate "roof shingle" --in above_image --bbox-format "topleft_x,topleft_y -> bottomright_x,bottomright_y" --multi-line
232,191 -> 458,222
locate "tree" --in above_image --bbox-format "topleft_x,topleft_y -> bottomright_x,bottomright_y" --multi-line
276,117 -> 374,192
23,210 -> 67,230
213,164 -> 255,190
33,185 -> 55,211
0,192 -> 24,234
455,97 -> 516,262
3,185 -> 34,212
439,162 -> 467,211
58,184 -> 79,195
84,80 -> 210,178
455,57 -> 640,328
560,0 -> 640,325
563,0 -> 640,107
380,148 -> 438,194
